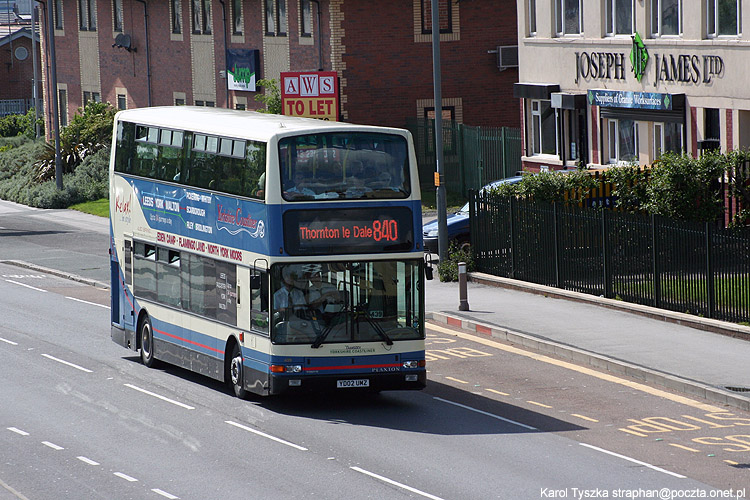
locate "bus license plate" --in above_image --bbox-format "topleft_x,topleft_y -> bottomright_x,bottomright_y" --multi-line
337,379 -> 369,388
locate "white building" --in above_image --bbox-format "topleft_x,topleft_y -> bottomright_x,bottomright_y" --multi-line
515,0 -> 750,171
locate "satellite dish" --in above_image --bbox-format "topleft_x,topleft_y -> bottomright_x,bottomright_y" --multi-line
113,33 -> 136,52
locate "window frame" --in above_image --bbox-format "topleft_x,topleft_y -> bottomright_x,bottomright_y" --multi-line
171,0 -> 182,34
555,0 -> 582,36
231,0 -> 243,35
605,0 -> 634,36
113,0 -> 123,32
707,0 -> 740,37
420,0 -> 453,35
651,0 -> 682,37
79,0 -> 97,31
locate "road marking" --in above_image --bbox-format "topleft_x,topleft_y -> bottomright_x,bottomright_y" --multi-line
0,477 -> 31,500
66,296 -> 110,309
427,324 -> 725,413
123,384 -> 195,410
42,441 -> 64,450
486,388 -> 510,396
77,456 -> 100,466
445,376 -> 468,384
527,400 -> 553,409
0,337 -> 18,345
433,397 -> 537,431
619,428 -> 648,437
225,421 -> 308,451
571,414 -> 599,423
114,472 -> 138,482
579,443 -> 686,478
350,466 -> 444,500
152,489 -> 179,499
41,354 -> 93,373
4,279 -> 47,293
669,443 -> 700,453
725,460 -> 739,465
7,427 -> 29,436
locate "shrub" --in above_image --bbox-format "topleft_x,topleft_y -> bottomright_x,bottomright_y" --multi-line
437,241 -> 474,282
255,78 -> 282,114
0,108 -> 44,138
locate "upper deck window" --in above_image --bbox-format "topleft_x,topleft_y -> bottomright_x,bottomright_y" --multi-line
278,132 -> 410,201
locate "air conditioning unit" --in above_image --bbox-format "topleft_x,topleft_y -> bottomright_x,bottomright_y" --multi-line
497,45 -> 518,71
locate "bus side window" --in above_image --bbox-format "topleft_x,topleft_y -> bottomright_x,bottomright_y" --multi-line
250,270 -> 269,334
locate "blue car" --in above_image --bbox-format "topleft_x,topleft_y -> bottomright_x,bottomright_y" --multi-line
423,176 -> 523,254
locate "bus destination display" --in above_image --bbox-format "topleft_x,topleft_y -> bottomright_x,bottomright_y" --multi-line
284,207 -> 414,255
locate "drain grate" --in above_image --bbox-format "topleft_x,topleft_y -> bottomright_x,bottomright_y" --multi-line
725,386 -> 750,393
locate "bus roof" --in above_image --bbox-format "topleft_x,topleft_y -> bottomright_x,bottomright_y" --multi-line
114,106 -> 409,143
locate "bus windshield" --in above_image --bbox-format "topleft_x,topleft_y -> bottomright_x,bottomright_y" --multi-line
279,132 -> 410,201
271,260 -> 422,345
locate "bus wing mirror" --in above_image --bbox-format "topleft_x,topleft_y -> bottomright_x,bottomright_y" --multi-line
424,253 -> 434,281
250,274 -> 261,289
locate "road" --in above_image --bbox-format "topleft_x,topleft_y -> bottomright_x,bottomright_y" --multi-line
0,200 -> 746,499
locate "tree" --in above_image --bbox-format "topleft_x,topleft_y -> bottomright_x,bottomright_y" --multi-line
254,78 -> 282,114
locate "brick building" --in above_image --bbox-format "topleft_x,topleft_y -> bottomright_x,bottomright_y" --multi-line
38,0 -> 518,133
1,21 -> 40,116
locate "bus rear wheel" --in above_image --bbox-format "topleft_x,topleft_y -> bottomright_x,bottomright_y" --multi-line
139,315 -> 156,368
229,343 -> 249,400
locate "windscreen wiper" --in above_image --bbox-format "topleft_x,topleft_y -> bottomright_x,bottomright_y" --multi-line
311,309 -> 348,349
353,305 -> 393,346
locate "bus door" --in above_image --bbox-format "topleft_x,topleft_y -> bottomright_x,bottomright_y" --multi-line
122,238 -> 135,331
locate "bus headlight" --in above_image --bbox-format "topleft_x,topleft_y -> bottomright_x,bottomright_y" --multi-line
286,365 -> 302,373
403,360 -> 419,369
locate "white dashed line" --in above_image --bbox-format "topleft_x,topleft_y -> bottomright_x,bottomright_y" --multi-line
350,467 -> 445,500
41,354 -> 93,373
7,427 -> 29,436
124,384 -> 195,410
4,280 -> 47,292
579,443 -> 686,478
77,456 -> 100,466
0,337 -> 18,345
225,421 -> 308,451
114,472 -> 138,482
65,296 -> 110,309
433,397 -> 538,431
42,441 -> 64,451
152,488 -> 180,499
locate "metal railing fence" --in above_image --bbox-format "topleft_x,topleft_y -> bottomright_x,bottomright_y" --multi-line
470,191 -> 750,324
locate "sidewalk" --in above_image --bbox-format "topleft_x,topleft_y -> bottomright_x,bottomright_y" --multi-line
425,272 -> 750,411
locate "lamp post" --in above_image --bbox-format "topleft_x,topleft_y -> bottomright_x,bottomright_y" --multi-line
430,0 -> 448,260
44,0 -> 62,190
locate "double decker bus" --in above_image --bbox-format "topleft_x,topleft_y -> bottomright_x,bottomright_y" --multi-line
109,107 -> 427,397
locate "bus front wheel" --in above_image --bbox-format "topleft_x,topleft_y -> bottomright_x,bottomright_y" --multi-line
229,344 -> 249,400
139,315 -> 156,368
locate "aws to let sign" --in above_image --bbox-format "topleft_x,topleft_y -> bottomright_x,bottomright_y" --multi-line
281,71 -> 339,121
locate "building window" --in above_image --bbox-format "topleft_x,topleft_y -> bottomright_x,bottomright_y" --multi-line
232,0 -> 242,34
83,91 -> 101,107
79,0 -> 96,30
58,89 -> 68,127
236,103 -> 246,110
265,0 -> 286,36
175,98 -> 186,106
555,0 -> 581,35
707,0 -> 740,37
172,0 -> 182,34
651,0 -> 681,36
192,0 -> 211,34
654,122 -> 682,159
202,0 -> 212,34
301,0 -> 312,37
54,0 -> 63,29
424,106 -> 456,154
607,119 -> 638,164
530,100 -> 557,156
117,94 -> 127,110
421,0 -> 452,34
605,0 -> 633,36
528,0 -> 536,35
113,0 -> 123,31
